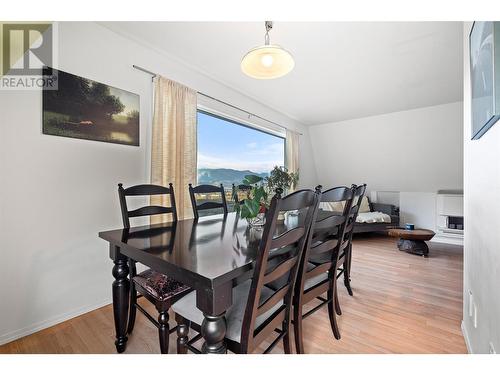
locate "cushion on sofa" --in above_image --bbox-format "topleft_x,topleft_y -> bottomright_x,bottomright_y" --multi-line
358,196 -> 371,213
319,201 -> 344,212
320,195 -> 371,213
356,211 -> 391,223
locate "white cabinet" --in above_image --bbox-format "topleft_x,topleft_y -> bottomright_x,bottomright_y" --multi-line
437,194 -> 464,217
435,192 -> 463,245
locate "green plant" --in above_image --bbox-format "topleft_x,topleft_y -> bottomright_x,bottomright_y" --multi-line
265,166 -> 299,194
233,175 -> 268,220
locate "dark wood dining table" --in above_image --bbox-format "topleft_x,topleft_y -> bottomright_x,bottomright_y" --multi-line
98,210 -> 335,354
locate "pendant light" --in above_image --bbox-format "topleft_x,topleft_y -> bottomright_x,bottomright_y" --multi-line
241,21 -> 295,79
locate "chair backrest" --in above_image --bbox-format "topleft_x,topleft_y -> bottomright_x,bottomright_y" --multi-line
118,183 -> 177,229
296,186 -> 355,293
189,183 -> 228,219
344,184 -> 367,242
240,188 -> 321,352
232,183 -> 253,204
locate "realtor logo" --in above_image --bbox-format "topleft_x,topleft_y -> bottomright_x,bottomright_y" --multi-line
1,22 -> 57,90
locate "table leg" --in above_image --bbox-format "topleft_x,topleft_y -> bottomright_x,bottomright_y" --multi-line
201,313 -> 227,354
196,282 -> 232,354
112,253 -> 130,353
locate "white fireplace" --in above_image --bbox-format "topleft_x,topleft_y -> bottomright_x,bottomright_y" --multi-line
436,190 -> 464,245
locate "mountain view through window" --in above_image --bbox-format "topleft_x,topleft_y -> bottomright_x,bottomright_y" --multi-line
197,111 -> 285,188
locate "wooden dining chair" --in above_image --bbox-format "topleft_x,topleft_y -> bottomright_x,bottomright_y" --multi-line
188,183 -> 228,219
171,188 -> 321,354
338,183 -> 367,296
292,186 -> 355,352
231,183 -> 252,204
118,183 -> 191,354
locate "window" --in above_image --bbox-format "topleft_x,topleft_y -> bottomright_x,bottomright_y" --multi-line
196,110 -> 285,212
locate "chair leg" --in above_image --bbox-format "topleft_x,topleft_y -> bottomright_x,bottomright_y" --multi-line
334,283 -> 342,316
127,285 -> 137,334
175,313 -> 189,354
293,299 -> 305,354
327,280 -> 341,340
158,310 -> 170,354
282,320 -> 292,354
343,245 -> 354,296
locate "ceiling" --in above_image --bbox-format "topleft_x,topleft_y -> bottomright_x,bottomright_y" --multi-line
102,22 -> 463,126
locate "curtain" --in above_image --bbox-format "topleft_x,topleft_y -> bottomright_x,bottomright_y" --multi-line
151,76 -> 197,221
285,129 -> 300,190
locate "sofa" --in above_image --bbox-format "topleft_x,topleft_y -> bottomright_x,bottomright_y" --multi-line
353,197 -> 400,233
319,196 -> 399,234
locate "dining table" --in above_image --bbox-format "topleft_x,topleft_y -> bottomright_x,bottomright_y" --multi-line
98,210 -> 336,354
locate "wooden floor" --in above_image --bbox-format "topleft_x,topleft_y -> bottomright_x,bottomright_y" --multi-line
0,234 -> 467,354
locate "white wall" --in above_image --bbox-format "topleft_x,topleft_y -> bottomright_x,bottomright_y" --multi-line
462,22 -> 500,354
309,102 -> 463,192
0,21 -> 317,344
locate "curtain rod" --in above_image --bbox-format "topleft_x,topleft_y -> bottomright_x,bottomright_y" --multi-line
132,64 -> 303,136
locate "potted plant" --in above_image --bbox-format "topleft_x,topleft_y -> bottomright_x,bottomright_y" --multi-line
265,166 -> 299,222
232,175 -> 268,227
265,166 -> 299,195
233,167 -> 299,226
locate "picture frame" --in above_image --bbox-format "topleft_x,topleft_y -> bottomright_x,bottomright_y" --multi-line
42,68 -> 140,146
470,21 -> 500,140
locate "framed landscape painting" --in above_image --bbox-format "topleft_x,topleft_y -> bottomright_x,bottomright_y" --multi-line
43,69 -> 140,146
470,21 -> 500,140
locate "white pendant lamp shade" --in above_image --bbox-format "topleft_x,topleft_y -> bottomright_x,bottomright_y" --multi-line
241,45 -> 295,79
241,22 -> 295,79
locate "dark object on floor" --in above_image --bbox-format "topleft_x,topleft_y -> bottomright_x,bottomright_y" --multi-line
387,228 -> 435,257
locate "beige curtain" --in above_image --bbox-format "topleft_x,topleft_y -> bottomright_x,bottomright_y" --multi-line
151,76 -> 197,221
285,129 -> 300,190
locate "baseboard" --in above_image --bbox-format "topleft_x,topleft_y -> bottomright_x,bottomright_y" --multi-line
0,298 -> 111,346
431,236 -> 464,246
461,320 -> 473,354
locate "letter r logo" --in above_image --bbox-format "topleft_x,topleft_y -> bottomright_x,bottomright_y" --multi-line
2,23 -> 53,75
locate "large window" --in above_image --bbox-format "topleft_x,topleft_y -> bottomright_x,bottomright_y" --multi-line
197,110 -> 285,185
196,110 -> 285,212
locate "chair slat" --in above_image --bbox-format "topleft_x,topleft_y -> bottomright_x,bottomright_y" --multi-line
303,279 -> 330,303
127,205 -> 173,218
263,256 -> 298,284
309,238 -> 338,256
124,184 -> 171,196
314,214 -> 345,231
191,184 -> 223,194
279,190 -> 317,212
305,262 -> 331,280
252,308 -> 286,348
257,285 -> 289,317
270,227 -> 305,250
321,186 -> 352,203
196,201 -> 225,211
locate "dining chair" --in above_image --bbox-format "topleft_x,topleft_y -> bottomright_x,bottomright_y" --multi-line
188,183 -> 228,219
292,185 -> 355,352
171,187 -> 321,354
338,183 -> 367,296
231,183 -> 252,204
118,183 -> 191,354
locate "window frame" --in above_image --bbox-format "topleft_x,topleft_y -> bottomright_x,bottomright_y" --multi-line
196,108 -> 286,142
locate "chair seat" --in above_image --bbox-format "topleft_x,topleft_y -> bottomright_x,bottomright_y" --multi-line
133,269 -> 190,302
172,280 -> 283,343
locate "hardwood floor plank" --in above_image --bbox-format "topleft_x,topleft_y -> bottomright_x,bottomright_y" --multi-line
0,234 -> 467,354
